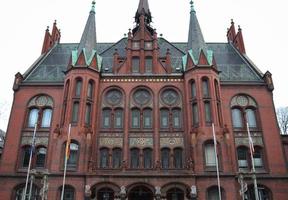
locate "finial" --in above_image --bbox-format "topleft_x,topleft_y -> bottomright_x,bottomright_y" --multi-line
238,25 -> 242,31
190,0 -> 195,13
231,19 -> 234,24
91,0 -> 96,13
46,26 -> 49,31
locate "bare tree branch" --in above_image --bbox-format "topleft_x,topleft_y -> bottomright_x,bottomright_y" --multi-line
277,107 -> 288,135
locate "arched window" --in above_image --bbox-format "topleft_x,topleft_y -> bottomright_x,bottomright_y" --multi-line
246,108 -> 257,128
143,108 -> 152,129
167,188 -> 184,200
191,80 -> 196,98
97,187 -> 114,200
112,148 -> 122,168
161,148 -> 170,169
114,109 -> 123,129
214,80 -> 220,100
192,103 -> 199,126
71,102 -> 79,123
41,108 -> 52,127
204,143 -> 217,168
132,57 -> 140,73
207,186 -> 225,200
85,104 -> 92,125
100,148 -> 109,168
143,148 -> 153,169
232,108 -> 243,128
75,79 -> 82,97
237,146 -> 249,169
174,148 -> 183,169
246,185 -> 271,200
130,148 -> 140,168
87,80 -> 94,98
160,109 -> 169,129
202,78 -> 210,97
15,184 -> 39,200
204,101 -> 212,123
60,185 -> 75,200
28,108 -> 39,128
253,147 -> 264,168
102,108 -> 111,128
145,56 -> 153,73
36,147 -> 47,168
21,146 -> 31,168
66,142 -> 79,169
172,109 -> 182,128
131,109 -> 140,128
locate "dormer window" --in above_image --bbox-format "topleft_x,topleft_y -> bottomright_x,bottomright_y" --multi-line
145,42 -> 153,50
132,57 -> 140,73
132,42 -> 140,49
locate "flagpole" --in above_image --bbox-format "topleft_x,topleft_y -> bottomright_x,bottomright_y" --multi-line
61,124 -> 71,200
246,122 -> 259,200
22,123 -> 37,200
212,123 -> 222,200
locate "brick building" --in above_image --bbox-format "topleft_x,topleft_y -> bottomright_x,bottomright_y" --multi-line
0,0 -> 287,199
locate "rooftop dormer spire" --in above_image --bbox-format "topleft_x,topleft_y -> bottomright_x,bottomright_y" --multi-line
135,0 -> 152,24
187,0 -> 207,56
77,0 -> 97,59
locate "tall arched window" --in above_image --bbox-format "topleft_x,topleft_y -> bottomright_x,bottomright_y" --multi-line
172,109 -> 182,128
131,109 -> 140,128
232,108 -> 243,128
160,109 -> 169,129
132,57 -> 140,73
102,108 -> 111,128
14,184 -> 39,200
192,103 -> 199,126
85,104 -> 92,125
161,148 -> 170,169
66,142 -> 79,169
112,148 -> 122,168
191,80 -> 196,98
246,108 -> 257,128
143,108 -> 152,129
41,108 -> 52,127
36,147 -> 47,168
143,148 -> 153,169
130,148 -> 140,168
207,186 -> 225,200
204,101 -> 212,124
75,79 -> 82,97
21,146 -> 31,168
100,148 -> 109,168
145,56 -> 153,73
204,143 -> 217,168
28,108 -> 39,128
237,146 -> 249,169
60,185 -> 75,200
202,78 -> 210,97
71,102 -> 79,123
97,187 -> 114,200
87,80 -> 94,98
114,109 -> 123,129
246,185 -> 271,200
253,147 -> 264,168
174,148 -> 183,169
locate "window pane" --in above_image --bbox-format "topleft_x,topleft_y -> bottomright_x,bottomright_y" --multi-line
192,104 -> 199,125
63,187 -> 75,200
145,57 -> 153,73
143,149 -> 152,168
161,148 -> 170,169
237,148 -> 248,168
100,148 -> 109,168
67,143 -> 78,167
28,109 -> 39,127
102,109 -> 111,128
85,104 -> 92,125
130,149 -> 139,168
253,149 -> 263,168
205,144 -> 216,167
191,81 -> 196,98
112,149 -> 122,168
202,79 -> 209,97
246,109 -> 257,128
132,109 -> 140,128
132,57 -> 140,73
36,147 -> 47,168
174,148 -> 183,169
173,109 -> 181,128
232,108 -> 243,128
143,109 -> 152,129
114,109 -> 123,129
41,108 -> 52,127
22,146 -> 31,167
87,82 -> 93,98
161,109 -> 169,128
208,187 -> 222,200
204,102 -> 212,123
72,102 -> 79,123
75,80 -> 82,96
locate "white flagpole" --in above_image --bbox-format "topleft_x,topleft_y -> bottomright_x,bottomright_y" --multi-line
61,124 -> 71,200
22,123 -> 37,200
246,122 -> 259,200
212,123 -> 222,200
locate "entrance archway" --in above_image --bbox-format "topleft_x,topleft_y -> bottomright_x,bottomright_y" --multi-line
128,186 -> 153,200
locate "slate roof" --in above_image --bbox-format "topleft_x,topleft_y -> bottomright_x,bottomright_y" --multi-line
22,38 -> 264,83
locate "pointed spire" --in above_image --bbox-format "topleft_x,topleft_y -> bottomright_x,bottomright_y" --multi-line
135,0 -> 152,24
77,0 -> 97,59
187,0 -> 207,57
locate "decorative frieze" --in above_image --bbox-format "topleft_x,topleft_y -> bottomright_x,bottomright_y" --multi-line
235,137 -> 263,146
101,78 -> 183,83
129,138 -> 153,148
99,138 -> 123,147
21,137 -> 49,146
160,137 -> 184,148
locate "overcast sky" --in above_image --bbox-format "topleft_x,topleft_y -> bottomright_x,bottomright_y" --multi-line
0,0 -> 287,131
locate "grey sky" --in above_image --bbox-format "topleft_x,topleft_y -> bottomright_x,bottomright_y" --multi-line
0,0 -> 287,130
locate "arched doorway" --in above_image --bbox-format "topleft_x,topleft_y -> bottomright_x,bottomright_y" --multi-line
97,187 -> 114,200
128,186 -> 153,200
167,188 -> 184,200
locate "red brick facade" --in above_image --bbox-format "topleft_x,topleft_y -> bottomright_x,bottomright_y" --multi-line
0,1 -> 287,200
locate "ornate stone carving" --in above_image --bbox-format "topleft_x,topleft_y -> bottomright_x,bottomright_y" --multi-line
105,89 -> 123,106
235,136 -> 263,146
99,138 -> 123,147
21,137 -> 49,146
161,89 -> 179,106
129,138 -> 153,147
133,89 -> 151,106
160,137 -> 184,147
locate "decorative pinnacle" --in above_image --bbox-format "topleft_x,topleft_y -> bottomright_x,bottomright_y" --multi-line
91,0 -> 96,13
190,0 -> 195,13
